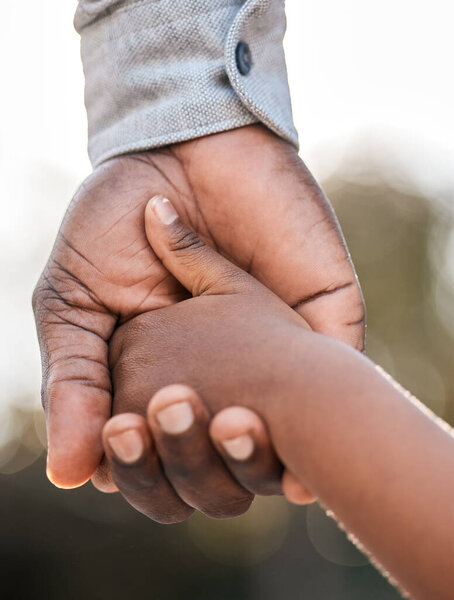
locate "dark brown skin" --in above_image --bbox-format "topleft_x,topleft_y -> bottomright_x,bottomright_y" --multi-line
106,199 -> 317,521
103,386 -> 316,524
108,198 -> 454,600
32,124 -> 364,499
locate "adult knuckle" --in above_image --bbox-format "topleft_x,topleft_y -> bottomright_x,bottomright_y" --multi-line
40,382 -> 49,412
32,272 -> 72,323
31,280 -> 44,314
32,275 -> 59,318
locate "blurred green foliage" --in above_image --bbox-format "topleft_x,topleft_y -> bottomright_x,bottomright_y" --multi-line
327,172 -> 454,423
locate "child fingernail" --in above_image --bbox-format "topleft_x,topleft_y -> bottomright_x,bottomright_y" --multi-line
156,402 -> 194,434
222,435 -> 254,461
150,195 -> 178,225
108,430 -> 144,464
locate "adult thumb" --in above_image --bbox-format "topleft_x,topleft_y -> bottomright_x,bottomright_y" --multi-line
145,195 -> 253,297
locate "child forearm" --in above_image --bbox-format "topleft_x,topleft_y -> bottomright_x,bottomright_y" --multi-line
265,333 -> 454,600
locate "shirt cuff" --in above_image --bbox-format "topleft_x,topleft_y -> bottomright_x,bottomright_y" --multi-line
75,0 -> 299,167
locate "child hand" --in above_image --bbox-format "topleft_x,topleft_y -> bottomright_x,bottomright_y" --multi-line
102,385 -> 315,523
102,195 -> 318,520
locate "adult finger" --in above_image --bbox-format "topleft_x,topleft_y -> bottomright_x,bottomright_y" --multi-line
103,413 -> 194,524
33,267 -> 115,489
147,385 -> 253,519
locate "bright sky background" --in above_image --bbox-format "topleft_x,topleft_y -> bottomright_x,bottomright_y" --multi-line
0,1 -> 453,451
286,0 -> 454,192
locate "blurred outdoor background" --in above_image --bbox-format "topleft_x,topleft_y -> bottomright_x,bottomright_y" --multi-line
0,1 -> 453,599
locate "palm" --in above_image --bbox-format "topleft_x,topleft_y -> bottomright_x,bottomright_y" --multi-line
34,124 -> 364,488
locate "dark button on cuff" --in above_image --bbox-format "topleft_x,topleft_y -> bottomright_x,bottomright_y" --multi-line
235,41 -> 253,75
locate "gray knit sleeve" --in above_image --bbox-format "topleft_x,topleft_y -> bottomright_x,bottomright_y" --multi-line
74,0 -> 298,167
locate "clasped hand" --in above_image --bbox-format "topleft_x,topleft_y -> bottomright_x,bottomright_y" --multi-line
33,125 -> 365,522
101,195 -> 318,521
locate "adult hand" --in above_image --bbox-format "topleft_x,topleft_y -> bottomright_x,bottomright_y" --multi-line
32,124 -> 365,489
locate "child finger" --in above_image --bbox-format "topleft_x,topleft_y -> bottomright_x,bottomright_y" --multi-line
147,385 -> 254,519
103,413 -> 194,524
209,407 -> 284,496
